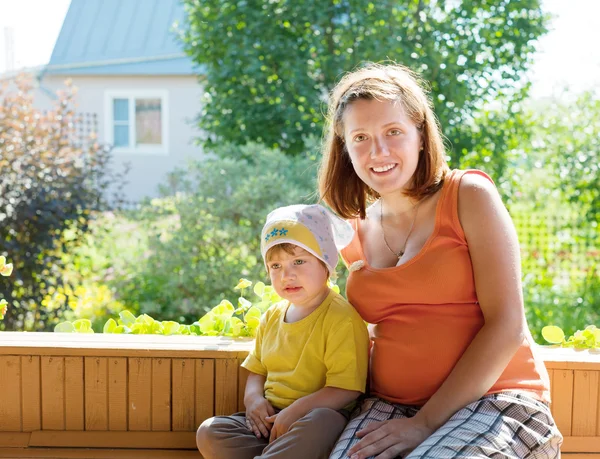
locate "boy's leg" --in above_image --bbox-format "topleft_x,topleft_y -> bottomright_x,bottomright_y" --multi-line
196,413 -> 268,459
260,407 -> 348,459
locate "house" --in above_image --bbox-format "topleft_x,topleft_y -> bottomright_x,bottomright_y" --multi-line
33,0 -> 205,202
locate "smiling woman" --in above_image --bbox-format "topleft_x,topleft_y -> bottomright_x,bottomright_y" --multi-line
319,63 -> 563,459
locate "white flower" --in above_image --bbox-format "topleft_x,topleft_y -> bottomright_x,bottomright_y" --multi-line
349,260 -> 365,272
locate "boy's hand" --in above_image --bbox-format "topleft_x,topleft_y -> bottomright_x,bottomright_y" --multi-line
245,397 -> 276,439
265,404 -> 303,443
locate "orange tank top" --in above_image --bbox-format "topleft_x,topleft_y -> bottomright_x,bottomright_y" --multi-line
341,169 -> 550,406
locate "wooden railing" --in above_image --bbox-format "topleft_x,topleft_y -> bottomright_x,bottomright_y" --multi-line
0,333 -> 598,457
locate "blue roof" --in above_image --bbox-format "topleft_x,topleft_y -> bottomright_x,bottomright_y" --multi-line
44,0 -> 197,75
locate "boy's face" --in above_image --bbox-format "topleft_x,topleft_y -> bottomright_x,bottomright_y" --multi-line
266,245 -> 329,310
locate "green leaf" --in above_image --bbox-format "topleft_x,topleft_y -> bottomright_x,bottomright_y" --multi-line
238,297 -> 252,310
253,282 -> 265,298
162,321 -> 181,335
103,318 -> 117,334
212,300 -> 235,317
230,317 -> 244,337
119,310 -> 137,327
73,319 -> 94,333
541,326 -> 565,344
244,306 -> 261,323
234,278 -> 252,290
54,321 -> 76,333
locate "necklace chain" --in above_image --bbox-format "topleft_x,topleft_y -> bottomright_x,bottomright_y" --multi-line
380,199 -> 421,260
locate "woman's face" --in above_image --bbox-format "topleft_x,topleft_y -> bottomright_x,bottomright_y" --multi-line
342,98 -> 422,197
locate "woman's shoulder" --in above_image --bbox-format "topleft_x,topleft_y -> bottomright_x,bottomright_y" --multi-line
456,169 -> 506,234
446,168 -> 494,188
456,170 -> 498,207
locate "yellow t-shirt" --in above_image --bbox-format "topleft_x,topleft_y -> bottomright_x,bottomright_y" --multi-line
241,289 -> 369,409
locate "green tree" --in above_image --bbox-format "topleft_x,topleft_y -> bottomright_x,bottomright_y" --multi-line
180,0 -> 547,164
531,92 -> 600,222
505,92 -> 600,341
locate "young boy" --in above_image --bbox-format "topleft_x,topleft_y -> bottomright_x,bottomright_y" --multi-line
196,204 -> 369,459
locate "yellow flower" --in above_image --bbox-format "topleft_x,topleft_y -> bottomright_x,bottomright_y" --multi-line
0,299 -> 7,318
234,278 -> 252,290
0,256 -> 13,276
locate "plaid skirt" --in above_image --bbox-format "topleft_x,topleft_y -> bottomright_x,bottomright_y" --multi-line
329,391 -> 562,458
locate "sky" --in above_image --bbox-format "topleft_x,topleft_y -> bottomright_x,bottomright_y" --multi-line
0,0 -> 598,99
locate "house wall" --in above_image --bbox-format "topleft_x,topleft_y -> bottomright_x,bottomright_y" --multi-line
33,75 -> 205,203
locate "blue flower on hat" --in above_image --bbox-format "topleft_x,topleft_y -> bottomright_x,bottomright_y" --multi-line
265,234 -> 271,242
270,228 -> 279,237
279,228 -> 288,236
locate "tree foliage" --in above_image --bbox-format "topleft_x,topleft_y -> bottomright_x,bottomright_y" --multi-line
180,0 -> 547,164
530,92 -> 600,222
112,143 -> 318,323
0,76 -> 125,330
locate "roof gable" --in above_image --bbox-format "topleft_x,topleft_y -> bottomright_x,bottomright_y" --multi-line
45,0 -> 196,75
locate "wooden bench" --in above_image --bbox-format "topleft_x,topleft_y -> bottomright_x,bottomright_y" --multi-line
0,332 -> 597,458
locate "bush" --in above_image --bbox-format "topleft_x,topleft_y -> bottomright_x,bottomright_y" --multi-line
112,143 -> 320,322
0,75 -> 126,330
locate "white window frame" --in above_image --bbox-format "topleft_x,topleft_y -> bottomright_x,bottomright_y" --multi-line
104,90 -> 169,155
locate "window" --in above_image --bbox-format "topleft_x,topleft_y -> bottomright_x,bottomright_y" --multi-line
104,91 -> 169,154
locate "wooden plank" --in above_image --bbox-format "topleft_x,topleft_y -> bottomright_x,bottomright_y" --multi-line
40,356 -> 65,430
0,431 -> 30,447
28,431 -> 196,449
108,357 -> 128,431
65,357 -> 84,430
572,370 -> 599,436
0,356 -> 21,431
0,447 -> 199,458
85,357 -> 108,431
129,358 -> 152,431
552,369 -> 574,436
21,355 -> 41,432
151,358 -> 171,431
562,455 -> 600,459
238,364 -> 249,412
195,359 -> 214,426
0,332 -> 253,358
172,359 -> 194,431
562,436 -> 600,452
215,359 -> 238,416
547,369 -> 554,406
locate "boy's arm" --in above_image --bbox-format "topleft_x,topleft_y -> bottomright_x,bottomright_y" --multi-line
289,386 -> 360,415
244,372 -> 276,439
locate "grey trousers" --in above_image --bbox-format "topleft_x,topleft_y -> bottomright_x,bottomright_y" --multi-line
197,407 -> 348,459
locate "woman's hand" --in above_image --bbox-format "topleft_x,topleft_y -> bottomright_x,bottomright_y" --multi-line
265,404 -> 303,443
245,396 -> 276,439
347,416 -> 433,459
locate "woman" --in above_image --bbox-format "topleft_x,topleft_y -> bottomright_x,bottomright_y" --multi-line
318,63 -> 562,459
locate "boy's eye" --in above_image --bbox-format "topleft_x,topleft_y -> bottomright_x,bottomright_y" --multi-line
270,263 -> 281,270
293,259 -> 306,265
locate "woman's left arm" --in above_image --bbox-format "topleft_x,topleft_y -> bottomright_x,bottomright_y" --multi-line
348,174 -> 526,459
413,173 -> 526,430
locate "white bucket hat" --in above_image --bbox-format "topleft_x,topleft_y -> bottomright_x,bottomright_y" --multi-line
260,204 -> 354,275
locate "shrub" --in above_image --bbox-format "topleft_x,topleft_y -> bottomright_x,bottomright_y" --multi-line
0,75 -> 126,330
111,143 -> 320,322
